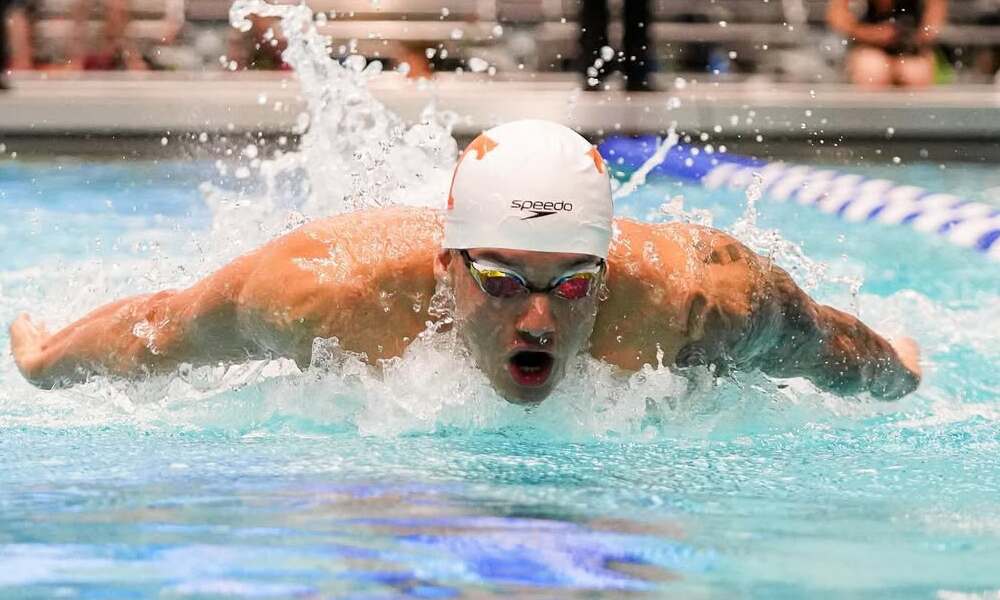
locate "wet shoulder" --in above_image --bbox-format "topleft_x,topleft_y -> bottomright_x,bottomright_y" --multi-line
592,219 -> 759,370
238,207 -> 442,356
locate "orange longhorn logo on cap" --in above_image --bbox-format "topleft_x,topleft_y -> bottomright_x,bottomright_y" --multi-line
447,133 -> 499,210
587,146 -> 605,175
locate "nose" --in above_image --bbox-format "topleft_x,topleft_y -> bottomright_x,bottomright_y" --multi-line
515,293 -> 556,346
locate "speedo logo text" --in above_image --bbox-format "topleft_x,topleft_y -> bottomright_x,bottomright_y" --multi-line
510,200 -> 574,220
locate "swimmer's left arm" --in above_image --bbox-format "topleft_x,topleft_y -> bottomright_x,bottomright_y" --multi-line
737,260 -> 922,400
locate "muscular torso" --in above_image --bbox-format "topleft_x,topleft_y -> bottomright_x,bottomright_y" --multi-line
235,207 -> 760,371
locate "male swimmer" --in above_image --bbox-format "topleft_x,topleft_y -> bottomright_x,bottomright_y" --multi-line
10,120 -> 921,403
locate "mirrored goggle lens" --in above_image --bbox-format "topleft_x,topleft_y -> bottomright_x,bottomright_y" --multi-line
553,274 -> 595,300
478,272 -> 528,297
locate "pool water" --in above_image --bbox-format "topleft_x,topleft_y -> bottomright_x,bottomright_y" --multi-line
1,153 -> 998,598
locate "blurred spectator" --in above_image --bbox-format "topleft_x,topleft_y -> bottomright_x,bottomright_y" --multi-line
2,0 -> 34,85
67,0 -> 147,69
578,0 -> 655,92
827,0 -> 948,87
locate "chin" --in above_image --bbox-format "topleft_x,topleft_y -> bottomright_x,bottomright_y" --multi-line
495,364 -> 564,406
498,386 -> 552,406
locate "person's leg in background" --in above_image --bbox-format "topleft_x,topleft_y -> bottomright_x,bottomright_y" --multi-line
67,0 -> 144,70
622,0 -> 654,91
847,45 -> 892,88
102,0 -> 145,69
1,0 -> 9,87
67,0 -> 91,68
578,0 -> 610,90
7,0 -> 33,70
893,49 -> 934,87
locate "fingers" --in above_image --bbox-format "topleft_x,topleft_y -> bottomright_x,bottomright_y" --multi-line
10,312 -> 48,360
889,336 -> 922,381
10,313 -> 35,344
10,313 -> 53,386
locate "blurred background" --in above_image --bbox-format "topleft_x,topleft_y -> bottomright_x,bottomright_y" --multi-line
3,0 -> 1000,160
5,0 -> 1000,80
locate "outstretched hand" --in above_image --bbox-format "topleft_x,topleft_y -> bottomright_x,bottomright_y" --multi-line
9,313 -> 49,383
889,335 -> 922,384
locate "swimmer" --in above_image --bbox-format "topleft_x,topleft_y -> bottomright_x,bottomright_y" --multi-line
9,120 -> 922,403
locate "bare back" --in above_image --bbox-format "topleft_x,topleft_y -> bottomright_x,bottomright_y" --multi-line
236,207 -> 442,365
238,207 -> 754,371
12,205 -> 918,398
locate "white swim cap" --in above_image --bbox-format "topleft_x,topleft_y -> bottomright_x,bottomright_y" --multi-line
443,119 -> 613,258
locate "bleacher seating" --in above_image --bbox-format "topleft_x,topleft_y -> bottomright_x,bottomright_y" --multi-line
24,0 -> 1000,74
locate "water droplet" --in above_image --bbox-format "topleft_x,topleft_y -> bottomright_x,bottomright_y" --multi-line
600,46 -> 615,61
467,57 -> 489,73
160,137 -> 168,146
345,54 -> 366,72
450,28 -> 464,40
492,24 -> 503,37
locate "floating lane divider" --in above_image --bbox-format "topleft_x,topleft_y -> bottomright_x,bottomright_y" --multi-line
599,135 -> 1000,262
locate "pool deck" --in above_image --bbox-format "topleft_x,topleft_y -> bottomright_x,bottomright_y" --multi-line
3,72 -> 1000,159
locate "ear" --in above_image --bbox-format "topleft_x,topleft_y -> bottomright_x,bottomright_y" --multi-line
434,250 -> 453,281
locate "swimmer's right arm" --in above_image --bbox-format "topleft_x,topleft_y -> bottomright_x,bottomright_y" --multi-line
9,255 -> 268,388
10,207 -> 441,388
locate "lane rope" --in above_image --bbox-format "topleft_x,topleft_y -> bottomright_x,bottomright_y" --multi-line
599,135 -> 1000,262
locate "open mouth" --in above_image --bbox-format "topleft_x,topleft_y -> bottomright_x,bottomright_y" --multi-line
507,351 -> 555,387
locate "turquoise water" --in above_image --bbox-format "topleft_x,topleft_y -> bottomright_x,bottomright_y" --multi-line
1,157 -> 999,598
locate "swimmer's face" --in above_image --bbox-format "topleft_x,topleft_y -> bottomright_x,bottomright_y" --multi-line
440,248 -> 604,405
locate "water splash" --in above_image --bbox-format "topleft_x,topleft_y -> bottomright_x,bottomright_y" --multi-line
212,0 -> 458,248
612,129 -> 680,202
2,0 -> 996,442
730,171 -> 863,307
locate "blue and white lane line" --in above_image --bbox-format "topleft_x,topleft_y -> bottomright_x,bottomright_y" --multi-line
599,136 -> 1000,262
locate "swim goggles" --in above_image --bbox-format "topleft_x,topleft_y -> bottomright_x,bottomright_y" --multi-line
460,250 -> 604,300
